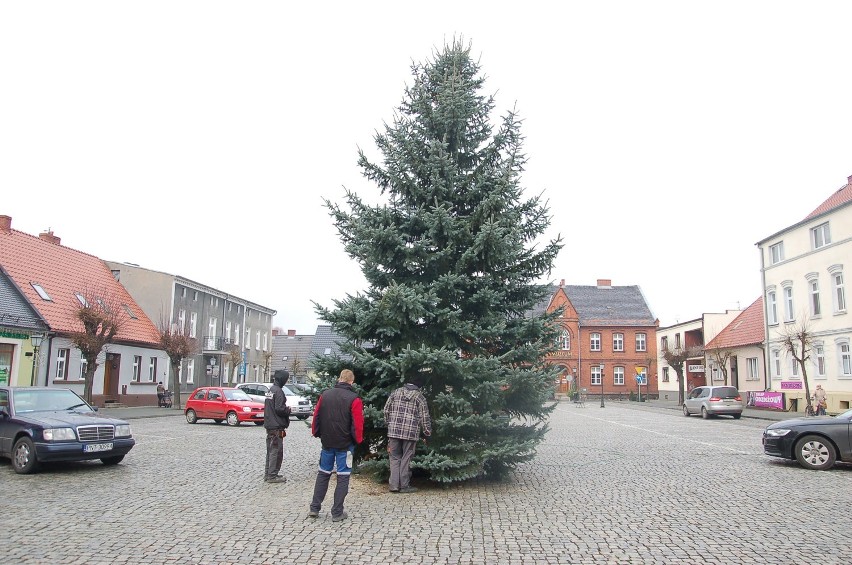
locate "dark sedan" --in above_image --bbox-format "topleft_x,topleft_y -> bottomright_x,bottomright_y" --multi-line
762,408 -> 852,470
0,387 -> 135,474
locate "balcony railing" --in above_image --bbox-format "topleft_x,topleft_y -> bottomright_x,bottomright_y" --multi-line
202,336 -> 237,352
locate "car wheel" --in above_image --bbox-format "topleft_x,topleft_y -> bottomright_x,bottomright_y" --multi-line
12,436 -> 39,474
254,421 -> 264,426
682,405 -> 690,417
297,415 -> 308,420
226,411 -> 240,426
701,407 -> 710,419
732,413 -> 742,420
185,409 -> 198,424
101,455 -> 125,466
213,419 -> 223,424
794,435 -> 836,470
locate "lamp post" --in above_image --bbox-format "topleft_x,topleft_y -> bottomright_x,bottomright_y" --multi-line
29,333 -> 44,387
599,362 -> 605,408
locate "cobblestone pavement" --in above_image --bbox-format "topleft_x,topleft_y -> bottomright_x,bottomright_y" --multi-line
2,402 -> 850,564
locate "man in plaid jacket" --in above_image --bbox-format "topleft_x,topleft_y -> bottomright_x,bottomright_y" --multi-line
383,373 -> 432,493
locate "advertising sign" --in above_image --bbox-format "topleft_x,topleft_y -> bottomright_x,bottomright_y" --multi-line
780,381 -> 803,390
748,391 -> 784,410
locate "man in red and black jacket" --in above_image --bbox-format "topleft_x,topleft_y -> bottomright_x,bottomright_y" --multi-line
308,369 -> 364,522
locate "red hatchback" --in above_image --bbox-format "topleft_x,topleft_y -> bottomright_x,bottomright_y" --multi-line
184,387 -> 265,426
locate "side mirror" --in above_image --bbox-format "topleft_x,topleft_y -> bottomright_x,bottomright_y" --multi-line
92,406 -> 99,412
0,405 -> 10,418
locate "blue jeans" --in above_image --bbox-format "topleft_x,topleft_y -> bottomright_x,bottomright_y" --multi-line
310,445 -> 354,516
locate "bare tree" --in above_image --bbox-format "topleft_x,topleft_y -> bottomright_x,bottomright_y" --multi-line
779,319 -> 815,414
262,350 -> 274,381
705,345 -> 733,386
158,316 -> 197,409
226,344 -> 243,384
661,344 -> 703,405
69,290 -> 126,404
289,352 -> 305,383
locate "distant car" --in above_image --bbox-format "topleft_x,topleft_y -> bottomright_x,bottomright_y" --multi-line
0,387 -> 135,474
682,385 -> 744,419
763,408 -> 852,470
235,382 -> 313,420
184,387 -> 265,426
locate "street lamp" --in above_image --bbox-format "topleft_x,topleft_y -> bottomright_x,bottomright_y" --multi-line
599,363 -> 605,408
29,333 -> 44,387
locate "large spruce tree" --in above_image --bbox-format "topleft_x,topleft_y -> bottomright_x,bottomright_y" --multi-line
314,39 -> 563,483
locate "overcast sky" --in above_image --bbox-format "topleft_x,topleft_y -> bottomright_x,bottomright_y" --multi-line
3,2 -> 852,334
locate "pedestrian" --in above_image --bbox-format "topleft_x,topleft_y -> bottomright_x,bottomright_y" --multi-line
263,370 -> 291,483
307,369 -> 364,522
814,384 -> 827,415
383,371 -> 432,494
156,381 -> 166,407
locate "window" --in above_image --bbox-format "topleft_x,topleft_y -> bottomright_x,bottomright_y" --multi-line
711,366 -> 723,382
122,304 -> 138,319
769,242 -> 784,264
262,332 -> 268,351
193,291 -> 198,301
78,352 -> 88,379
783,285 -> 794,322
839,342 -> 851,376
148,357 -> 157,382
635,333 -> 646,352
31,282 -> 52,301
814,345 -> 825,377
791,356 -> 799,377
811,222 -> 831,249
190,312 -> 197,338
613,333 -> 624,352
558,330 -> 570,351
661,336 -> 668,351
830,267 -> 846,313
186,359 -> 195,384
254,365 -> 260,380
75,292 -> 88,306
255,330 -> 261,351
675,333 -> 681,349
181,287 -> 186,298
810,278 -> 821,316
210,296 -> 214,306
767,290 -> 778,325
613,366 -> 624,385
55,348 -> 69,380
133,356 -> 142,382
591,365 -> 602,386
179,309 -> 186,333
235,324 -> 240,346
772,349 -> 781,378
245,327 -> 251,349
590,333 -> 601,351
226,321 -> 232,342
662,367 -> 669,382
746,357 -> 758,381
208,317 -> 217,346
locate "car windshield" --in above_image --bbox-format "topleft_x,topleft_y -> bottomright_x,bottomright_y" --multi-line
224,389 -> 252,401
13,389 -> 93,413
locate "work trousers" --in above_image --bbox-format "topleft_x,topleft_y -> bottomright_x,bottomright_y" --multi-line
265,429 -> 284,479
388,437 -> 417,490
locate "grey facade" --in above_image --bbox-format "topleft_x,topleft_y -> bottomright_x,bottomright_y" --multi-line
271,330 -> 314,384
107,262 -> 276,393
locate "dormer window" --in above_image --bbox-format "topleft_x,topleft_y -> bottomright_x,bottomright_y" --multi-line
75,292 -> 88,306
31,283 -> 52,301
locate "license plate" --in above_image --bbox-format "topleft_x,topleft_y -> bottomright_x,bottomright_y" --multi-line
257,413 -> 264,418
84,443 -> 113,453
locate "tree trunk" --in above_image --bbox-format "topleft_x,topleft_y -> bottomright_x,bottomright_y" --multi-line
801,364 -> 812,414
171,360 -> 182,409
83,365 -> 96,404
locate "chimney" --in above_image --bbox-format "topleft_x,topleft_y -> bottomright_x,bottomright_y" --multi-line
559,279 -> 565,287
288,329 -> 296,337
39,230 -> 61,245
0,215 -> 10,233
847,174 -> 852,185
272,329 -> 279,337
597,278 -> 612,288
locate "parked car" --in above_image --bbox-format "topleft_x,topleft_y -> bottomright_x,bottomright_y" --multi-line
184,387 -> 265,426
762,408 -> 852,470
682,385 -> 744,419
0,386 -> 135,474
234,382 -> 313,420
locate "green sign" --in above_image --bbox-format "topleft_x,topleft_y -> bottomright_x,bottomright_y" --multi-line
0,330 -> 29,340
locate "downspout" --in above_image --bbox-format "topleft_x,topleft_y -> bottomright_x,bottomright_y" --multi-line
43,335 -> 54,387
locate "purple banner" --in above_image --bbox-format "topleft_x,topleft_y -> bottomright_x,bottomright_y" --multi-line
780,381 -> 803,390
748,391 -> 785,409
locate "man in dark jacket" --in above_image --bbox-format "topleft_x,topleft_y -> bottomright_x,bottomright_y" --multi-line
307,369 -> 364,522
263,370 -> 291,483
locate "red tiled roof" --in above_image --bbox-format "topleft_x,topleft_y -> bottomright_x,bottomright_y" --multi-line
804,178 -> 852,220
0,223 -> 161,346
705,297 -> 764,349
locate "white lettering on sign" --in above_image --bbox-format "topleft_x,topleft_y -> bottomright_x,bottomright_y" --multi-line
688,365 -> 705,372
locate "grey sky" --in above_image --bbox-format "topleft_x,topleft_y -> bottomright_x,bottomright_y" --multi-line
3,2 -> 851,333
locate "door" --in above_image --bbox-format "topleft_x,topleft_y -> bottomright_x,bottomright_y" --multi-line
205,388 -> 225,419
103,353 -> 121,399
730,356 -> 739,389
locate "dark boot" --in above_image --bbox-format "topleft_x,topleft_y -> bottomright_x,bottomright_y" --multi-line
331,474 -> 350,518
310,471 -> 331,513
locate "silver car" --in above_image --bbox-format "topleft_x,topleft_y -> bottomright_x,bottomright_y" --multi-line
683,385 -> 743,419
234,382 -> 313,420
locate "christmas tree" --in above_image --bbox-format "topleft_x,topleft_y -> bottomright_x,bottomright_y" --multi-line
314,39 -> 563,483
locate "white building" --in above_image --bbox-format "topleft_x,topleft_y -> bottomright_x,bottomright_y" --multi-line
757,174 -> 852,413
